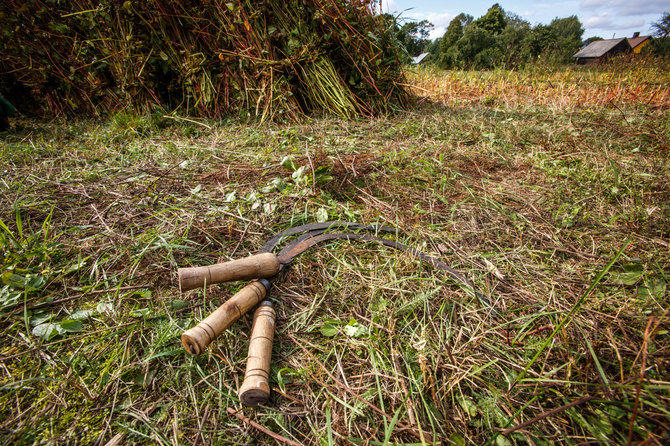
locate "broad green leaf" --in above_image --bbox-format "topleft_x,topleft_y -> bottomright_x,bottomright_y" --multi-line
25,275 -> 46,290
320,324 -> 338,337
316,207 -> 328,223
30,313 -> 54,327
1,272 -> 25,288
281,156 -> 297,171
0,289 -> 21,308
70,309 -> 94,320
32,323 -> 63,340
344,320 -> 368,338
313,165 -> 333,185
59,319 -> 82,332
646,276 -> 666,299
611,263 -> 644,285
496,435 -> 512,446
130,308 -> 151,317
292,165 -> 306,180
450,433 -> 466,446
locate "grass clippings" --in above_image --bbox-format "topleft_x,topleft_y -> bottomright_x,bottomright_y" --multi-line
1,64 -> 669,445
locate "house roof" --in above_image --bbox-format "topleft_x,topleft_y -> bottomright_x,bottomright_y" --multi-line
412,52 -> 429,64
627,35 -> 651,48
573,38 -> 630,58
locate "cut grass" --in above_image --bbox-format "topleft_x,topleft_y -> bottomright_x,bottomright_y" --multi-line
1,64 -> 669,444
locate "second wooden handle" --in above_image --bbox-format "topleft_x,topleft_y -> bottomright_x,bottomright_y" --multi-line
178,253 -> 280,292
239,302 -> 275,407
181,280 -> 268,355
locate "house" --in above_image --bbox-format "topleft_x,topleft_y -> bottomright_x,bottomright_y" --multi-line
412,52 -> 430,64
627,32 -> 652,53
573,37 -> 632,64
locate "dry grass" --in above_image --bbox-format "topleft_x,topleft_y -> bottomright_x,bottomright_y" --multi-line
0,64 -> 669,445
407,61 -> 670,110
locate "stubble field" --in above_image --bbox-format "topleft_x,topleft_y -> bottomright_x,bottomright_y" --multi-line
1,63 -> 669,445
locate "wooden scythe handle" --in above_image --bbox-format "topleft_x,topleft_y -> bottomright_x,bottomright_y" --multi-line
239,302 -> 275,406
181,280 -> 268,355
178,253 -> 280,292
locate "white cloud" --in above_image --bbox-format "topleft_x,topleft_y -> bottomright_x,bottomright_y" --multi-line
580,0 -> 607,9
423,12 -> 456,39
392,10 -> 455,40
612,1 -> 669,17
379,0 -> 398,14
583,12 -> 645,31
622,18 -> 646,28
583,12 -> 614,28
580,0 -> 668,17
531,1 -> 581,11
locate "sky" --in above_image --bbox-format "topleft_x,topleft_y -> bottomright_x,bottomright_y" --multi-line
379,0 -> 668,40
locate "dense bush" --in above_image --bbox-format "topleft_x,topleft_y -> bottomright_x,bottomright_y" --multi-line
435,4 -> 584,69
0,0 -> 411,120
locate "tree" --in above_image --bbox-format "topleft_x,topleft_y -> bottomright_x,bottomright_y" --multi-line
521,15 -> 584,64
378,15 -> 433,61
456,13 -> 474,28
395,19 -> 434,58
439,16 -> 463,68
498,12 -> 531,66
474,4 -> 507,35
450,24 -> 501,69
465,25 -> 502,68
522,24 -> 554,60
651,11 -> 670,38
550,16 -> 584,43
425,38 -> 441,60
548,16 -> 584,62
647,12 -> 670,56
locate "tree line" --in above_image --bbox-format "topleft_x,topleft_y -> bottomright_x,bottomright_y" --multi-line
387,5 -> 670,69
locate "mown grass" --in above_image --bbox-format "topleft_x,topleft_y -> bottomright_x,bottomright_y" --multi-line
1,64 -> 669,445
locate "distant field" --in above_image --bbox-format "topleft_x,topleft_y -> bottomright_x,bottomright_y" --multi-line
1,64 -> 668,445
408,61 -> 670,109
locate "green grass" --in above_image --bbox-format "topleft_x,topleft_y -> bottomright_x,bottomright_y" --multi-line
1,65 -> 669,445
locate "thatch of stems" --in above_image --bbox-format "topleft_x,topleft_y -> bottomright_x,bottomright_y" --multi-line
0,0 -> 411,120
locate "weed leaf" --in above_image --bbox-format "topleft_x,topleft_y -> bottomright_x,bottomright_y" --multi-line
70,309 -> 94,320
611,263 -> 644,285
344,319 -> 368,338
316,207 -> 329,223
320,324 -> 338,337
130,308 -> 151,318
32,322 -> 63,340
59,319 -> 82,332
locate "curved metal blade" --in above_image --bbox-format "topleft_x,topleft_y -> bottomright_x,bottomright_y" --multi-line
258,221 -> 396,253
275,232 -> 494,313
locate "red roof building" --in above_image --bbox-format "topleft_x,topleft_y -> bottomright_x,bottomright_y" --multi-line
627,32 -> 652,53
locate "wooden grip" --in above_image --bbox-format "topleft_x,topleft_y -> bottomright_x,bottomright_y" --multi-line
239,302 -> 275,407
178,253 -> 280,292
181,281 -> 268,355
